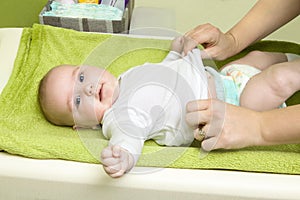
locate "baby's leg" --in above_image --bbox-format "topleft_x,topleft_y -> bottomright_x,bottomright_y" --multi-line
222,51 -> 287,71
240,59 -> 300,111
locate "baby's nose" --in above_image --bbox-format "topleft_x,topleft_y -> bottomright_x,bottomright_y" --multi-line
84,83 -> 95,96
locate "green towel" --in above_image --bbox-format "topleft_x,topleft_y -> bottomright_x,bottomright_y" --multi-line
0,24 -> 300,174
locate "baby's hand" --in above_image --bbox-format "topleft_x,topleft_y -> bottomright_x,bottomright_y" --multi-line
101,145 -> 134,178
171,36 -> 184,53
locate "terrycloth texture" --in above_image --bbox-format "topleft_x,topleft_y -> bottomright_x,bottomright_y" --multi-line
0,24 -> 300,174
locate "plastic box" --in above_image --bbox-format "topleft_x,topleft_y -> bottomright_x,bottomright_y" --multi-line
39,0 -> 134,33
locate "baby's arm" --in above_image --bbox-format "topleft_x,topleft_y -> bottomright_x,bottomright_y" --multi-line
101,145 -> 134,178
101,107 -> 148,177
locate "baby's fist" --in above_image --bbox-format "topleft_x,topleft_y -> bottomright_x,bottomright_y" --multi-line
101,145 -> 134,178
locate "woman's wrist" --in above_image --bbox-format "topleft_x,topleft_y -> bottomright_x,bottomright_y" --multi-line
253,111 -> 272,146
224,31 -> 243,58
242,109 -> 269,147
256,110 -> 284,146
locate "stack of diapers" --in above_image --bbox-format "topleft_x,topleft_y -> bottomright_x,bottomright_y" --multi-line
0,24 -> 299,174
42,1 -> 124,20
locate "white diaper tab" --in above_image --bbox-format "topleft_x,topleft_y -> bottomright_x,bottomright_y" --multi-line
286,53 -> 300,62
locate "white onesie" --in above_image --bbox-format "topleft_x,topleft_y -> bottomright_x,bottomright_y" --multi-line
101,48 -> 208,163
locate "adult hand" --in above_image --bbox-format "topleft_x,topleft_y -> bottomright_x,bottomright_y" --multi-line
186,99 -> 263,151
184,23 -> 238,60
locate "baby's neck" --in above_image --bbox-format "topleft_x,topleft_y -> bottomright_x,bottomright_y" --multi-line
206,71 -> 217,99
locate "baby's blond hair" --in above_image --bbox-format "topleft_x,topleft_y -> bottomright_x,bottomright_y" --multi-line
38,65 -> 74,126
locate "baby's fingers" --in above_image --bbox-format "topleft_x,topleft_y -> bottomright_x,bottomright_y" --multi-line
110,169 -> 127,178
101,146 -> 113,159
103,163 -> 121,174
101,157 -> 121,167
112,145 -> 122,157
103,163 -> 126,178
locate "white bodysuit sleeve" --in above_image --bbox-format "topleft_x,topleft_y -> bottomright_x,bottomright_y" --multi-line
102,107 -> 150,165
162,51 -> 182,63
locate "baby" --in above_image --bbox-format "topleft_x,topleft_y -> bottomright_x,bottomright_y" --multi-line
38,36 -> 296,178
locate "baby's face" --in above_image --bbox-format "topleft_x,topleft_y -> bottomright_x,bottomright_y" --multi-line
47,65 -> 118,128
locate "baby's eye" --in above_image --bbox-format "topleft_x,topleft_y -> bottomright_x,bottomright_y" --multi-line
75,95 -> 81,107
79,72 -> 84,82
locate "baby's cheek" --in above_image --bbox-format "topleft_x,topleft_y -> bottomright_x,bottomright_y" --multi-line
105,84 -> 117,98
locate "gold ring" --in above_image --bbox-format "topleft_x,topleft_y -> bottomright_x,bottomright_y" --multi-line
197,129 -> 206,141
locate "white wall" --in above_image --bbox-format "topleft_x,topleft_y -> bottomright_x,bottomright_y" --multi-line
135,0 -> 300,43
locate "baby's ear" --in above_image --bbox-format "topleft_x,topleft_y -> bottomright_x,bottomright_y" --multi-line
92,124 -> 101,130
72,124 -> 100,130
72,124 -> 85,130
72,125 -> 78,130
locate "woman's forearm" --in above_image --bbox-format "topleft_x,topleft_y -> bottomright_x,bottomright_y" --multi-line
227,0 -> 300,53
260,104 -> 300,145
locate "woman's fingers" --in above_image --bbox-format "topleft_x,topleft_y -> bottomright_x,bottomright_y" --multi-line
186,99 -> 210,112
201,136 -> 220,151
185,23 -> 219,44
186,109 -> 211,129
186,99 -> 228,151
194,99 -> 263,151
184,23 -> 238,60
186,99 -> 212,131
184,23 -> 221,54
186,99 -> 224,133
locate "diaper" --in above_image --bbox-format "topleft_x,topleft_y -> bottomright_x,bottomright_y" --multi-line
43,2 -> 123,20
220,64 -> 261,98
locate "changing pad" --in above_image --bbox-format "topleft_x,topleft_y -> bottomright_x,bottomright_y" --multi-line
0,24 -> 300,174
